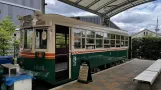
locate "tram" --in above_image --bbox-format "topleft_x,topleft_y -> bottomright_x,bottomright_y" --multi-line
18,11 -> 129,85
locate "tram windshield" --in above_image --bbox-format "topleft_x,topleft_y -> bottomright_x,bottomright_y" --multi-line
23,29 -> 48,50
24,29 -> 33,49
35,29 -> 47,49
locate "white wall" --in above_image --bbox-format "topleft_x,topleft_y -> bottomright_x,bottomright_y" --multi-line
132,30 -> 161,38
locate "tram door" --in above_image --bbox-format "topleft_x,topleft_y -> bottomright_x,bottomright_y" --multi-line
55,25 -> 69,81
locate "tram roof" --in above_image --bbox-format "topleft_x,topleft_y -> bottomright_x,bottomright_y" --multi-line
58,0 -> 155,18
41,14 -> 128,35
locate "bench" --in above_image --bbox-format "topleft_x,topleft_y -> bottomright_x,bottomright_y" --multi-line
133,59 -> 161,85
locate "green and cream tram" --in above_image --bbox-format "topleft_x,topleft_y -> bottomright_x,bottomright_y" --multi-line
18,11 -> 129,85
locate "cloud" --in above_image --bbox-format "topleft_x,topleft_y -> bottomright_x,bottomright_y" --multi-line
45,0 -> 95,16
45,0 -> 161,34
111,1 -> 161,34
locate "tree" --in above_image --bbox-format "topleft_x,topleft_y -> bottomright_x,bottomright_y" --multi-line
0,16 -> 16,56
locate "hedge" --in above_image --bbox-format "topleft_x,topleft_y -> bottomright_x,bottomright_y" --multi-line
132,37 -> 161,60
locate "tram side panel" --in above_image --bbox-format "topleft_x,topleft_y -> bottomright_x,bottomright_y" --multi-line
18,54 -> 55,84
71,49 -> 128,80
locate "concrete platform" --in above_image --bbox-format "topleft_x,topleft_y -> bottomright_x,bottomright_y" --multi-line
51,59 -> 161,90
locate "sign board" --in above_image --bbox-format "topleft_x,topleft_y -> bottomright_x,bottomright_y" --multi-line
78,60 -> 92,84
78,64 -> 89,81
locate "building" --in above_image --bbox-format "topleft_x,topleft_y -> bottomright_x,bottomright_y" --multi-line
0,0 -> 44,25
72,16 -> 120,30
132,29 -> 161,38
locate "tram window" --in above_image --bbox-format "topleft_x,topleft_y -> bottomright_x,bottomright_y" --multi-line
74,38 -> 81,49
86,45 -> 95,49
74,29 -> 81,37
125,41 -> 128,46
104,40 -> 110,44
20,30 -> 24,48
111,40 -> 115,47
116,35 -> 120,39
82,38 -> 85,48
104,33 -> 110,48
82,30 -> 86,37
74,29 -> 85,49
125,37 -> 128,40
24,29 -> 33,49
86,31 -> 95,38
116,40 -> 120,45
111,34 -> 115,39
86,39 -> 95,44
96,39 -> 103,48
103,33 -> 108,39
96,32 -> 103,38
121,36 -> 124,40
121,41 -> 124,46
104,45 -> 110,48
108,34 -> 111,38
121,36 -> 125,46
35,29 -> 47,49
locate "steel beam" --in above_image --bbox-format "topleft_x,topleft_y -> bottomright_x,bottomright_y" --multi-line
41,0 -> 46,13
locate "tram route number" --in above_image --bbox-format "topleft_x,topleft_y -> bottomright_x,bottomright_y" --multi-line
73,56 -> 77,66
34,65 -> 45,71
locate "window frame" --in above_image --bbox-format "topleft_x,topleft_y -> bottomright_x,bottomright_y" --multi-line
73,28 -> 129,50
95,31 -> 103,48
86,30 -> 96,49
110,34 -> 116,47
104,33 -> 110,48
34,28 -> 48,51
74,28 -> 86,49
116,35 -> 121,47
23,29 -> 33,50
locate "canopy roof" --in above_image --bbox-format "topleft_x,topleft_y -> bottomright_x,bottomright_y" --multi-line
58,0 -> 155,18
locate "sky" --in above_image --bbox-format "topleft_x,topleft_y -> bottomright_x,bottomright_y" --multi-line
45,0 -> 161,34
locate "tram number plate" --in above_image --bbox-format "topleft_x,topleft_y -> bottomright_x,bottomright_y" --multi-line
78,64 -> 89,81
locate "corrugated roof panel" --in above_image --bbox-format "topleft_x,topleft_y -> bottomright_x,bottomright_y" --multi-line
89,0 -> 111,10
58,0 -> 155,18
98,8 -> 106,13
109,0 -> 126,5
107,4 -> 133,16
69,0 -> 77,2
79,0 -> 95,7
106,0 -> 150,17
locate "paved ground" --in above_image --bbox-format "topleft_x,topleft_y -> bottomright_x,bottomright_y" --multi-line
52,59 -> 161,90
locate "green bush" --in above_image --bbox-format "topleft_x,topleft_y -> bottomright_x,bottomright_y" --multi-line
132,37 -> 161,60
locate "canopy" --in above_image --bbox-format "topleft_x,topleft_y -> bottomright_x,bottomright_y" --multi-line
58,0 -> 155,18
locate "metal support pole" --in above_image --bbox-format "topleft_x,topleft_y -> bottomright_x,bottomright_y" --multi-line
41,0 -> 46,14
101,16 -> 110,27
14,33 -> 16,58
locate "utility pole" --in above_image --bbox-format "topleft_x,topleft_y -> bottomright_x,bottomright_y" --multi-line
155,17 -> 159,37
